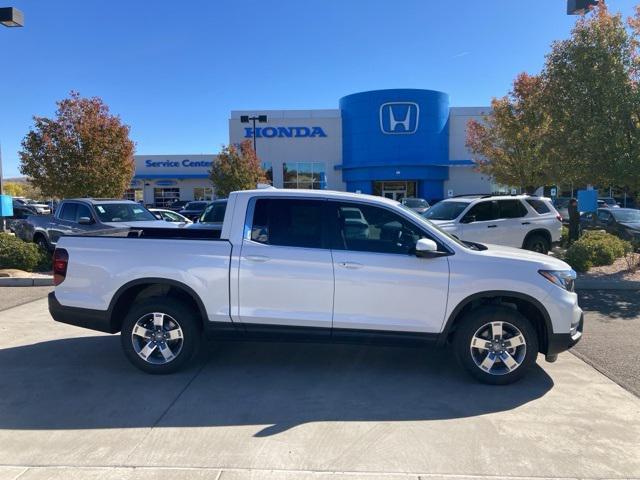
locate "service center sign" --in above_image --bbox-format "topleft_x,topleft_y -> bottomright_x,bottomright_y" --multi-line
134,155 -> 216,176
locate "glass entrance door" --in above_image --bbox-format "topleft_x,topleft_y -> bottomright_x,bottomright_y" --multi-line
382,190 -> 406,201
373,181 -> 417,200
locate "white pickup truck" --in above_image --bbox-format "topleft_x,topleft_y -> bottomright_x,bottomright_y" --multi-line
49,188 -> 583,384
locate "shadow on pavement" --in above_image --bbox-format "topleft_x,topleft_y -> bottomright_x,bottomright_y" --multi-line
578,290 -> 640,320
0,336 -> 553,436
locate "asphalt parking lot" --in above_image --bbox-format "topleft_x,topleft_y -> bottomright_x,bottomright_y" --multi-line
0,288 -> 639,480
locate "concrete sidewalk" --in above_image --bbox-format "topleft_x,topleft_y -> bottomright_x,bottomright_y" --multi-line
0,299 -> 639,480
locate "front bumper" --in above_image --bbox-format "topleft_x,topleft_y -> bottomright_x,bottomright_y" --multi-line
48,292 -> 117,334
546,312 -> 583,356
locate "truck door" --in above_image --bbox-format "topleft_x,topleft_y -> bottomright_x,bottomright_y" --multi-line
329,201 -> 450,333
238,197 -> 333,333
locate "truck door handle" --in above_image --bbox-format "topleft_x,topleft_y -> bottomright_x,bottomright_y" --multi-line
244,255 -> 270,263
521,222 -> 531,225
338,261 -> 363,269
487,225 -> 497,228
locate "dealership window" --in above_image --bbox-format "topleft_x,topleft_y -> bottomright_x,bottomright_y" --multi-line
193,187 -> 213,201
283,162 -> 326,189
124,188 -> 143,203
153,188 -> 180,208
262,161 -> 273,185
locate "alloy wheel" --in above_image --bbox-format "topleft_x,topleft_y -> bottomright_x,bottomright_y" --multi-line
469,321 -> 527,376
131,312 -> 184,365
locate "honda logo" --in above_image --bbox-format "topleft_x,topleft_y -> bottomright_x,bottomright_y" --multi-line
379,102 -> 419,134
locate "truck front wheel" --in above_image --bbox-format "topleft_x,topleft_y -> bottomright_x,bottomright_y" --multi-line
453,306 -> 538,385
120,297 -> 201,374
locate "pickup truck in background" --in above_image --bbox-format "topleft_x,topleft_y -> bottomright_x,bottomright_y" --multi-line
20,198 -> 176,251
48,188 -> 583,384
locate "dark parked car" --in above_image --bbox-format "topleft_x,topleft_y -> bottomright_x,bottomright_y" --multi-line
178,201 -> 210,221
187,199 -> 227,230
5,204 -> 37,235
580,208 -> 640,242
20,198 -> 176,251
166,200 -> 189,212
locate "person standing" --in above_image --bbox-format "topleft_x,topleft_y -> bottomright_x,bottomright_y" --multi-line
568,198 -> 580,243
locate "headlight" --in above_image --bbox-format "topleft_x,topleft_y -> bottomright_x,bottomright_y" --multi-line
539,269 -> 576,291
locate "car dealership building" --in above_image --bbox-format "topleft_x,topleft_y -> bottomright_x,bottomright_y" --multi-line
130,89 -> 493,206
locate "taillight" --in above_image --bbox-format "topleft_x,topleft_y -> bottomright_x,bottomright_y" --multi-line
53,248 -> 68,286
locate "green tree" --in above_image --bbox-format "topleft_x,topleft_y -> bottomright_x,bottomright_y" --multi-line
466,73 -> 553,192
543,4 -> 640,190
19,92 -> 135,198
209,140 -> 267,198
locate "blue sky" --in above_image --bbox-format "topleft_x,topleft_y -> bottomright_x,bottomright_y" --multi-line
1,0 -> 638,177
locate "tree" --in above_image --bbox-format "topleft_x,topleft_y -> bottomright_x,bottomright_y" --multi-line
542,4 -> 640,190
466,73 -> 553,192
3,182 -> 24,197
209,140 -> 267,198
19,92 -> 135,198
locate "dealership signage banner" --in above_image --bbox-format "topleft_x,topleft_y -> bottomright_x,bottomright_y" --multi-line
244,126 -> 328,139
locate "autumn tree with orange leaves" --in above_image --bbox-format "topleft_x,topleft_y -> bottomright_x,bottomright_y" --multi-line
468,4 -> 640,192
20,92 -> 135,199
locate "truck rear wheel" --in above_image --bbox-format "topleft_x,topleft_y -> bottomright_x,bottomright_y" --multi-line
120,297 -> 201,374
453,306 -> 538,385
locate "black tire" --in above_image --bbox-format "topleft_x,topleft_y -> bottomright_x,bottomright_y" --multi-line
34,234 -> 50,252
453,306 -> 539,385
120,297 -> 201,374
523,233 -> 550,254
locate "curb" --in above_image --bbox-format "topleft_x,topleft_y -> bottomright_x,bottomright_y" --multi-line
0,277 -> 54,287
575,278 -> 640,290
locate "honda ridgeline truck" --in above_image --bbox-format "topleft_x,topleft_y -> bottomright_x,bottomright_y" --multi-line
49,188 -> 583,384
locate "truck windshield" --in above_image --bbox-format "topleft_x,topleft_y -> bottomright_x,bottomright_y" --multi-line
94,204 -> 157,222
422,201 -> 469,220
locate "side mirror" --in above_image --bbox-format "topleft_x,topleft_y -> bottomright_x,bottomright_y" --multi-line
78,216 -> 94,225
461,215 -> 476,224
415,238 -> 443,258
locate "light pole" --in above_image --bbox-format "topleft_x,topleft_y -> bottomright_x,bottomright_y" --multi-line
0,7 -> 24,231
240,114 -> 267,154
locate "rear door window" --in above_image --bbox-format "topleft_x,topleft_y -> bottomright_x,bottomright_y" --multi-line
525,199 -> 551,214
250,198 -> 325,249
497,200 -> 528,219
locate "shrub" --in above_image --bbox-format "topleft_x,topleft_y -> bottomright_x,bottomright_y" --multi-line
564,230 -> 631,272
0,233 -> 51,272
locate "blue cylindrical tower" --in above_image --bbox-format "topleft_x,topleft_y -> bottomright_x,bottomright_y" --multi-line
339,89 -> 450,200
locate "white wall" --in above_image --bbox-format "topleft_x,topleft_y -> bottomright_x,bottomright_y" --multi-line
229,110 -> 344,190
446,107 -> 493,195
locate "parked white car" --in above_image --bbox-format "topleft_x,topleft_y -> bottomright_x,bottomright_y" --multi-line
149,208 -> 192,224
48,189 -> 582,384
423,195 -> 562,254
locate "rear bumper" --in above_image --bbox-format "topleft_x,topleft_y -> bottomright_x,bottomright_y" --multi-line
48,292 -> 117,334
546,313 -> 583,356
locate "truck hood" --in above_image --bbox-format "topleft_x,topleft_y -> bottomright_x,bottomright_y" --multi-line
102,220 -> 180,228
477,243 -> 571,270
